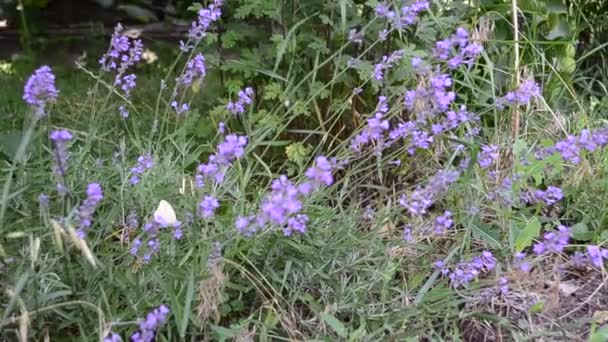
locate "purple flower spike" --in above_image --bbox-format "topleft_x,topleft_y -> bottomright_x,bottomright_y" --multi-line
76,183 -> 104,238
478,144 -> 498,169
434,210 -> 454,234
50,129 -> 74,195
533,224 -> 571,255
196,134 -> 248,187
443,251 -> 497,288
188,0 -> 223,42
227,87 -> 254,115
104,333 -> 122,342
177,53 -> 206,86
350,96 -> 390,152
199,195 -> 219,219
534,186 -> 563,205
130,305 -> 170,342
498,79 -> 541,108
304,156 -> 335,190
23,65 -> 59,117
555,135 -> 581,164
284,214 -> 309,235
130,154 -> 154,185
373,50 -> 404,81
586,245 -> 608,268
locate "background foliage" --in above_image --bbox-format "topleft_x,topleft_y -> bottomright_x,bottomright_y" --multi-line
1,0 -> 608,341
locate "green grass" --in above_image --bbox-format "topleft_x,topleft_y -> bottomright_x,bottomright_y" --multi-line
2,2 -> 608,341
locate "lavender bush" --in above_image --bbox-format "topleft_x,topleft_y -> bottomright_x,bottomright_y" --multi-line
1,0 -> 608,340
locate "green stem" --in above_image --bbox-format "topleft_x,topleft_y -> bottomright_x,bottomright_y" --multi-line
17,0 -> 32,55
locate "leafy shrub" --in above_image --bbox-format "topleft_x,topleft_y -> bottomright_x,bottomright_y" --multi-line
1,0 -> 608,340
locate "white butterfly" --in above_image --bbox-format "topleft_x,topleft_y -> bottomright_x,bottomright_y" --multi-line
154,200 -> 177,226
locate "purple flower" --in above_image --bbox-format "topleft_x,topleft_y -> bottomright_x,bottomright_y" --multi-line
188,0 -> 223,42
177,53 -> 206,86
130,154 -> 154,185
444,250 -> 496,287
433,27 -> 483,68
350,96 -> 390,152
348,29 -> 363,45
115,73 -> 137,96
533,225 -> 571,255
378,29 -> 389,41
372,50 -> 404,80
399,170 -> 460,217
259,175 -> 302,227
38,193 -> 49,207
303,156 -> 334,189
119,105 -> 129,118
99,23 -> 143,74
170,101 -> 190,115
534,186 -> 563,205
235,215 -> 257,236
217,122 -> 226,135
284,214 -> 309,235
399,188 -> 432,216
76,183 -> 104,238
498,277 -> 509,294
375,2 -> 395,19
199,195 -> 219,219
104,333 -> 122,342
402,226 -> 413,242
514,252 -> 530,273
130,305 -> 170,342
498,79 -> 541,108
433,27 -> 483,69
478,144 -> 498,169
23,65 -> 59,117
130,238 -> 142,256
217,134 -> 248,162
408,129 -> 433,154
50,129 -> 74,195
434,210 -> 453,233
555,135 -> 580,164
392,0 -> 429,28
196,134 -> 248,186
226,87 -> 254,115
586,245 -> 608,268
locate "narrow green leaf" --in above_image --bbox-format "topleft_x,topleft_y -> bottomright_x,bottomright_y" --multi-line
274,16 -> 313,73
179,271 -> 195,338
340,0 -> 347,32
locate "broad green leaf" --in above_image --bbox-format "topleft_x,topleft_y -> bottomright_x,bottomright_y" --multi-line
545,14 -> 570,40
470,222 -> 502,249
558,57 -> 576,74
210,325 -> 240,341
590,325 -> 608,342
513,139 -> 527,158
571,222 -> 593,241
546,0 -> 567,13
320,312 -> 348,337
529,300 -> 545,314
515,217 -> 541,252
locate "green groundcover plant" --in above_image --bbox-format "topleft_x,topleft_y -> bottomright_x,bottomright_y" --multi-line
1,0 -> 608,340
